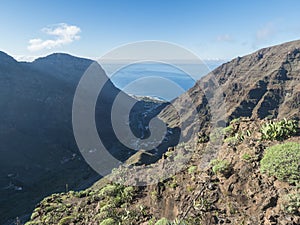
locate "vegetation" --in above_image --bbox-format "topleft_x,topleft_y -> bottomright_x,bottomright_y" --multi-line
260,142 -> 300,184
155,218 -> 187,225
242,153 -> 252,161
58,216 -> 75,225
155,218 -> 170,225
210,159 -> 231,176
25,118 -> 300,224
99,218 -> 116,225
188,165 -> 197,175
224,135 -> 240,145
281,192 -> 300,214
222,125 -> 234,136
230,118 -> 240,124
242,153 -> 257,162
197,132 -> 209,143
260,118 -> 298,141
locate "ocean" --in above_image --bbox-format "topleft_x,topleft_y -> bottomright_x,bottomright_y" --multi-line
101,61 -> 223,101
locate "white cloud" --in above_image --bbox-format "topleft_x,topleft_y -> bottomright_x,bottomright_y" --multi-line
251,22 -> 277,49
28,23 -> 81,51
217,34 -> 234,42
255,23 -> 275,42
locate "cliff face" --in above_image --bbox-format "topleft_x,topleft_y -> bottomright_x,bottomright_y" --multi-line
158,40 -> 300,141
214,40 -> 300,120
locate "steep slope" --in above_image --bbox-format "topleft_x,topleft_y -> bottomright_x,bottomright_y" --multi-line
0,53 -> 99,224
25,40 -> 300,225
159,39 -> 300,140
0,53 -> 169,224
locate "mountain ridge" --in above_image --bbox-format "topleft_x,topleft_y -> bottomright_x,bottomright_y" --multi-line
0,51 -> 170,224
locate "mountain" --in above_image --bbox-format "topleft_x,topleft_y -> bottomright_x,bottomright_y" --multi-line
158,40 -> 300,140
0,53 -> 171,224
25,40 -> 300,224
0,52 -> 99,224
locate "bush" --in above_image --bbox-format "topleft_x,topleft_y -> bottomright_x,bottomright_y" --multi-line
260,142 -> 300,184
58,216 -> 75,225
99,218 -> 116,225
242,153 -> 257,162
100,204 -> 115,213
25,222 -> 41,225
30,212 -> 39,220
222,125 -> 234,136
188,165 -> 197,174
281,193 -> 300,214
242,153 -> 251,161
99,184 -> 119,197
260,118 -> 298,141
230,118 -> 240,124
122,186 -> 135,202
210,159 -> 231,176
224,136 -> 239,145
155,218 -> 170,225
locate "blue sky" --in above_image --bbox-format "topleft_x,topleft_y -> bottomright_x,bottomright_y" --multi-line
1,0 -> 300,61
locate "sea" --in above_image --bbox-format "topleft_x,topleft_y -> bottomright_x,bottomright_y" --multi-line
101,61 -> 224,101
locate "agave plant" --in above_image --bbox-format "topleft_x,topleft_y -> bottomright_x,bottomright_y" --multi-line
260,118 -> 298,141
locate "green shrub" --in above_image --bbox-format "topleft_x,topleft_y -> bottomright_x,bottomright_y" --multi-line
99,184 -> 119,197
168,178 -> 178,189
241,153 -> 256,162
224,131 -> 246,145
222,125 -> 234,136
165,151 -> 173,157
242,153 -> 251,161
76,190 -> 89,198
150,191 -> 159,200
230,118 -> 240,124
210,159 -> 231,176
100,204 -> 115,213
99,218 -> 116,225
58,216 -> 75,225
44,205 -> 56,213
169,182 -> 178,189
122,186 -> 135,202
30,212 -> 39,220
260,142 -> 300,184
260,118 -> 298,141
155,218 -> 170,225
25,222 -> 42,225
224,136 -> 239,145
188,165 -> 197,174
281,193 -> 300,214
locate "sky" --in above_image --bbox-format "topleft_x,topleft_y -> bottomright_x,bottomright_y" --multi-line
1,0 -> 300,62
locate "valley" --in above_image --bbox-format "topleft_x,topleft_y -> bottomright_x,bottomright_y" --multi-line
22,39 -> 300,224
